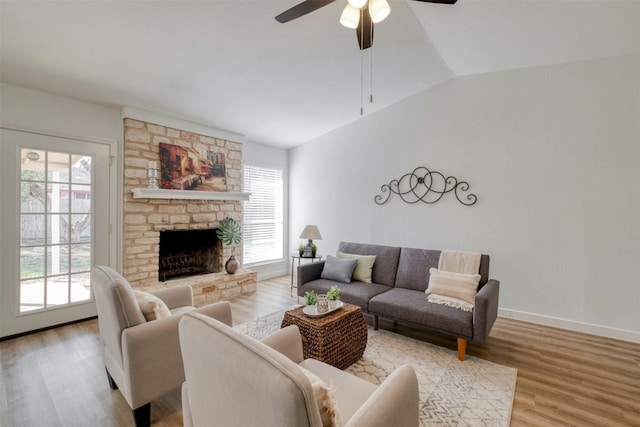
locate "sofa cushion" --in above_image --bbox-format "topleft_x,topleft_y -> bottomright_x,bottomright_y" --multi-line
368,288 -> 474,339
394,248 -> 441,291
426,268 -> 480,312
336,252 -> 376,283
299,279 -> 391,312
338,242 -> 401,287
321,256 -> 358,283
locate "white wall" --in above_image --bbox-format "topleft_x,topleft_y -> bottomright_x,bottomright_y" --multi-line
289,54 -> 640,342
243,140 -> 290,280
1,83 -> 122,142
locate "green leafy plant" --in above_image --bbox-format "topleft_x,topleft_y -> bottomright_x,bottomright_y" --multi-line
310,242 -> 317,255
297,243 -> 304,255
327,285 -> 340,301
304,290 -> 318,305
216,217 -> 242,254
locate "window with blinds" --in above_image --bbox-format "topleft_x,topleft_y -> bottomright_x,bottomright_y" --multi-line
243,164 -> 284,265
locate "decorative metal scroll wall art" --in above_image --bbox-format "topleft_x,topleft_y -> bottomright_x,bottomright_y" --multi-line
374,166 -> 477,206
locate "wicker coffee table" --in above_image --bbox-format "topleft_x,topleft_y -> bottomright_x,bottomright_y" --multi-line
281,302 -> 367,369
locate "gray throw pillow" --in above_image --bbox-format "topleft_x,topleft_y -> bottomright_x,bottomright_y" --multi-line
321,255 -> 358,284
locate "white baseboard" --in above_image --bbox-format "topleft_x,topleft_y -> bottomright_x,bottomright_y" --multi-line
498,308 -> 640,344
246,262 -> 288,282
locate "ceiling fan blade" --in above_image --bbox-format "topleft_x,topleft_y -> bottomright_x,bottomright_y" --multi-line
412,0 -> 457,4
275,0 -> 337,23
356,8 -> 373,50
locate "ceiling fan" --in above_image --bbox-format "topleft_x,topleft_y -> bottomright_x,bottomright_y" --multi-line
275,0 -> 457,50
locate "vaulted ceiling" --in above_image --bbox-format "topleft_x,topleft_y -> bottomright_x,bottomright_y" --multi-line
1,1 -> 638,148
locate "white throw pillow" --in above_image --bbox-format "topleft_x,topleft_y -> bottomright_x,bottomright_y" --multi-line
336,252 -> 376,283
299,366 -> 342,427
133,290 -> 171,321
426,268 -> 480,312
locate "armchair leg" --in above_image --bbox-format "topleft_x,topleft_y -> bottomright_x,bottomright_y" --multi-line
105,368 -> 118,390
133,403 -> 151,427
457,338 -> 467,361
373,315 -> 379,330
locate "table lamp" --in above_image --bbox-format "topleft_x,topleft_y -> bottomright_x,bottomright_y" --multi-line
299,225 -> 322,257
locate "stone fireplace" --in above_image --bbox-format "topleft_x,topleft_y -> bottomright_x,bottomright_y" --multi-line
122,118 -> 257,306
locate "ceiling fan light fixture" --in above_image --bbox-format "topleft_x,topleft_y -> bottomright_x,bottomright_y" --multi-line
348,0 -> 368,8
369,0 -> 390,23
340,4 -> 360,29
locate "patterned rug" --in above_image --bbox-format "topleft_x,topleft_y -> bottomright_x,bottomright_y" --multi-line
235,308 -> 517,427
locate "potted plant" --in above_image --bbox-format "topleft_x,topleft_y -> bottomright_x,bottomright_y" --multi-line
327,285 -> 340,309
304,290 -> 318,306
310,242 -> 317,257
216,217 -> 242,274
298,243 -> 305,256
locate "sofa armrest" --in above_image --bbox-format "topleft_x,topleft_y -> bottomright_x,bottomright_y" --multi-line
346,365 -> 419,427
150,285 -> 193,310
121,315 -> 185,408
297,261 -> 325,295
194,301 -> 232,327
472,279 -> 500,343
261,325 -> 304,364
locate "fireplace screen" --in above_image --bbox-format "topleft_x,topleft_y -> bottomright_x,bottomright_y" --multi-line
158,229 -> 221,281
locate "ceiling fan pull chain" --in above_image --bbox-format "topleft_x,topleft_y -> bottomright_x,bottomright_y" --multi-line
370,20 -> 374,104
360,49 -> 364,116
360,8 -> 364,116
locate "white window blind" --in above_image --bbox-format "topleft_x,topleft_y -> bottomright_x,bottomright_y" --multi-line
243,164 -> 283,265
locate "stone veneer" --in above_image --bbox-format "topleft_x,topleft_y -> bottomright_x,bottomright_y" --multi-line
122,118 -> 256,306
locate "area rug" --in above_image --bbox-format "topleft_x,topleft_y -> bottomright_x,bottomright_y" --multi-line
235,308 -> 517,427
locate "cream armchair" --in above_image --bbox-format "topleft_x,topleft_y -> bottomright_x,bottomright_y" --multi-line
179,312 -> 419,427
91,265 -> 232,427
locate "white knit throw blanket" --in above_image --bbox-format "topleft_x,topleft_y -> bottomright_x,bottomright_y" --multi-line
427,250 -> 482,311
438,250 -> 481,275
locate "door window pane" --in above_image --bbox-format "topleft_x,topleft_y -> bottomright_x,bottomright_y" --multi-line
47,183 -> 69,213
20,278 -> 45,312
47,152 -> 70,183
20,247 -> 45,279
71,215 -> 91,243
47,245 -> 69,275
47,275 -> 69,306
70,244 -> 91,273
70,272 -> 91,303
21,215 -> 45,246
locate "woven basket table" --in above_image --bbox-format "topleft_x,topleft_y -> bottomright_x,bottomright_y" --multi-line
281,302 -> 367,370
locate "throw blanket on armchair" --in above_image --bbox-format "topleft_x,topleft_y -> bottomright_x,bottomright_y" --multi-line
426,250 -> 482,312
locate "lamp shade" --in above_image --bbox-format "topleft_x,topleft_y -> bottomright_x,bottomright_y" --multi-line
369,0 -> 390,23
340,4 -> 360,29
299,225 -> 322,240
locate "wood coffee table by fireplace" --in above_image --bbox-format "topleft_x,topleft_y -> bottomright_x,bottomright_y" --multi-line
280,302 -> 368,369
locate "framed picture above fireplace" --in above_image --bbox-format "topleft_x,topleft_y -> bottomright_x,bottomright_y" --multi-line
159,143 -> 226,191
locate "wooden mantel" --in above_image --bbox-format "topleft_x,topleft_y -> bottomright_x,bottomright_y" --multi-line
132,188 -> 250,201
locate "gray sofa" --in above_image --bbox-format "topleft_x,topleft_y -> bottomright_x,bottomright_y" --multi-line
297,242 -> 500,361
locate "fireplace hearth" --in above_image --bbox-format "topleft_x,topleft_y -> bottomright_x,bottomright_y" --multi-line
159,229 -> 221,281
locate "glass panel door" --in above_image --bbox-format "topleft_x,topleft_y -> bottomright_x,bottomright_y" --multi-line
0,128 -> 111,337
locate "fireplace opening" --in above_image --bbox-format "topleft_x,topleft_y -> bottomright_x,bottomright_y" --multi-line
158,229 -> 221,281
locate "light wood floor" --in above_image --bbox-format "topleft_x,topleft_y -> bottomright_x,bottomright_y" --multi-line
1,275 -> 639,426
